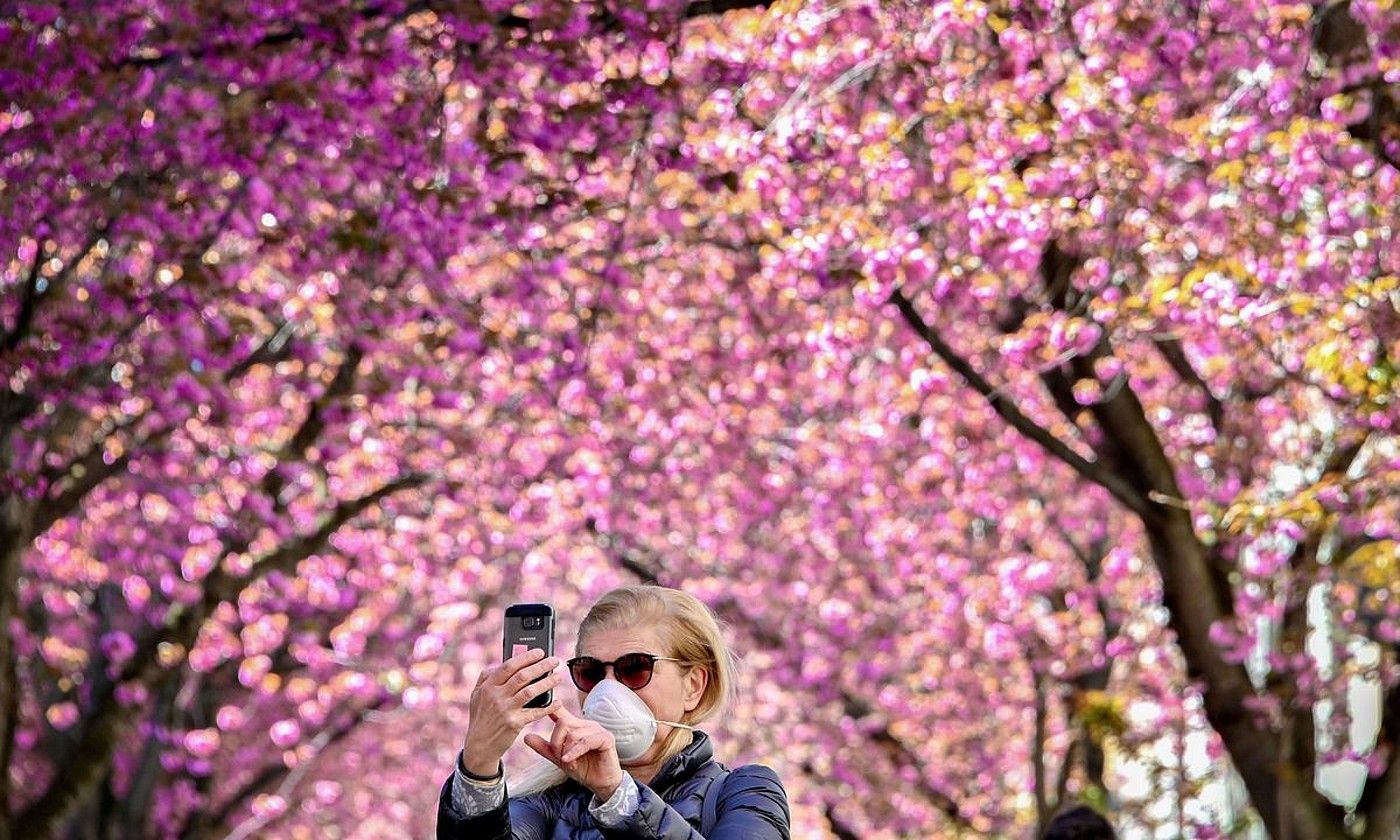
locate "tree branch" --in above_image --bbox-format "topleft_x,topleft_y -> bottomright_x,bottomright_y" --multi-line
110,1 -> 436,70
821,801 -> 862,840
33,421 -> 172,538
0,491 -> 32,828
1312,0 -> 1400,172
1,237 -> 46,353
1053,736 -> 1078,823
109,0 -> 774,71
217,699 -> 387,840
261,343 -> 363,503
0,628 -> 16,826
182,696 -> 387,839
889,288 -> 1150,517
1154,337 -> 1225,433
988,239 -> 1345,838
1033,668 -> 1051,835
11,472 -> 430,837
682,0 -> 774,16
2,227 -> 111,358
116,679 -> 181,836
222,319 -> 296,383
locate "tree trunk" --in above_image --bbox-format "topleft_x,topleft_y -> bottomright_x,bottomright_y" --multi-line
0,488 -> 31,840
1033,668 -> 1051,835
891,273 -> 1365,838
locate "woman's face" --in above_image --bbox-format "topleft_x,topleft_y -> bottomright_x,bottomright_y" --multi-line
577,624 -> 706,766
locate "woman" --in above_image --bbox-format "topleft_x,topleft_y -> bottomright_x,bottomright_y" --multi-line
437,586 -> 790,839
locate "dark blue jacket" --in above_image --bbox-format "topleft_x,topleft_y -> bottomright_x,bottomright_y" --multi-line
436,732 -> 789,839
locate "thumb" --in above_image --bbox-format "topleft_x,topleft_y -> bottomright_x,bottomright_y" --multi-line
524,733 -> 561,765
551,705 -> 581,723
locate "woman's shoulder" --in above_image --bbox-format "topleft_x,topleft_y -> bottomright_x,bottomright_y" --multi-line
709,763 -> 791,831
715,763 -> 787,798
723,763 -> 782,781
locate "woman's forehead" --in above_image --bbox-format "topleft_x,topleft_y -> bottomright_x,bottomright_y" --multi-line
578,625 -> 664,658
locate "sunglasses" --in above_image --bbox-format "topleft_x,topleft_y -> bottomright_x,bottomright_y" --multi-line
566,652 -> 683,692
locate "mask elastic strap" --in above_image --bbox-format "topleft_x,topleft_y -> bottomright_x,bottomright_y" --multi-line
656,719 -> 697,731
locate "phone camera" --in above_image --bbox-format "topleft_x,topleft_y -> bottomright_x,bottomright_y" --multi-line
522,616 -> 543,630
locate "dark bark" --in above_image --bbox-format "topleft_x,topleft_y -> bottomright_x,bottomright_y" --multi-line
180,696 -> 386,840
0,491 -> 31,840
1053,736 -> 1078,826
1070,665 -> 1111,794
1,239 -> 45,354
1080,338 -> 1300,839
262,344 -> 363,503
11,473 -> 429,838
109,0 -> 776,71
1033,669 -> 1051,836
822,804 -> 861,840
889,288 -> 1149,517
682,0 -> 775,16
222,319 -> 295,383
1046,519 -> 1117,796
890,242 -> 1367,838
1358,677 -> 1400,839
1154,337 -> 1225,433
112,678 -> 181,838
33,424 -> 170,539
1313,0 -> 1400,172
0,310 -> 309,837
1,228 -> 111,360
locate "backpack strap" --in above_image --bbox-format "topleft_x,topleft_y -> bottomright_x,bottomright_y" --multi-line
700,767 -> 731,835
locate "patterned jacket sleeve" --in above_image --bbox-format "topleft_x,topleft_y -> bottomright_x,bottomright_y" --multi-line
436,771 -> 556,840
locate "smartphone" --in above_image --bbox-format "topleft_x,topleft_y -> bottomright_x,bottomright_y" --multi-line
502,603 -> 555,708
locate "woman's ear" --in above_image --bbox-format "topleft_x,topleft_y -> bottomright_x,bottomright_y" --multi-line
682,665 -> 709,713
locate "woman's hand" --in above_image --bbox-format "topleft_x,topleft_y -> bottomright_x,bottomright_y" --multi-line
461,649 -> 562,776
523,707 -> 625,801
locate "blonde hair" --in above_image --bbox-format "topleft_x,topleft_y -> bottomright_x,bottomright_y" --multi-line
509,585 -> 738,796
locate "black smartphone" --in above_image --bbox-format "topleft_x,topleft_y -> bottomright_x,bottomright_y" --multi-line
502,603 -> 555,708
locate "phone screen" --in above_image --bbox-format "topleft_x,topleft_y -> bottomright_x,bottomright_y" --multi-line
503,603 -> 555,709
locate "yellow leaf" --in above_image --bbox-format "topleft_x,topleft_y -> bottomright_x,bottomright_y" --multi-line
1340,540 -> 1400,590
1212,160 -> 1245,183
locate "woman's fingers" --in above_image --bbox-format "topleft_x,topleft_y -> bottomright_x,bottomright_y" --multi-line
506,655 -> 559,694
550,712 -> 573,757
520,708 -> 615,768
509,699 -> 561,729
511,670 -> 562,705
558,733 -> 584,764
493,648 -> 551,686
524,700 -> 562,723
523,732 -> 559,763
561,738 -> 589,763
562,727 -> 609,763
539,714 -> 611,764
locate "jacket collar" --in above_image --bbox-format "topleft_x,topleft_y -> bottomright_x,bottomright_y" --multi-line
646,730 -> 714,792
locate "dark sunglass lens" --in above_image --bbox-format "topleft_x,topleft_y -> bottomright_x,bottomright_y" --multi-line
615,654 -> 655,689
570,658 -> 604,691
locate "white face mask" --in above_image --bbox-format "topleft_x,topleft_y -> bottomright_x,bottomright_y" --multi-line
581,678 -> 696,761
